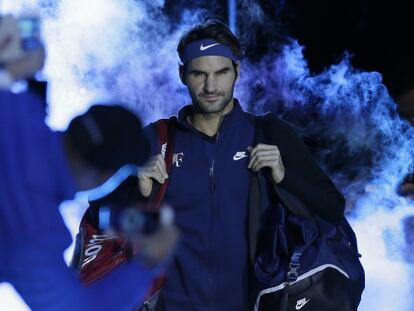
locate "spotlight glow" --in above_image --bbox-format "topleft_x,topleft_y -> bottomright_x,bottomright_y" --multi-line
1,1 -> 413,310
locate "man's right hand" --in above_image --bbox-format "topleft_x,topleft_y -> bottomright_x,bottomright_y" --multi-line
138,154 -> 168,198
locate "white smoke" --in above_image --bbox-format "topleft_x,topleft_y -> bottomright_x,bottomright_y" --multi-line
1,1 -> 413,310
1,0 -> 204,129
237,40 -> 414,310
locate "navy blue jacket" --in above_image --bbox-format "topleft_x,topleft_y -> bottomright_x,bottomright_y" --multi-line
144,99 -> 345,311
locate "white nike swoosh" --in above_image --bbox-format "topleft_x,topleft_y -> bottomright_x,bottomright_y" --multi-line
233,152 -> 248,161
200,43 -> 219,51
296,298 -> 310,310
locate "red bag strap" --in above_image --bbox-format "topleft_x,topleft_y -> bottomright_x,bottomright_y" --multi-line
76,118 -> 175,293
148,118 -> 175,209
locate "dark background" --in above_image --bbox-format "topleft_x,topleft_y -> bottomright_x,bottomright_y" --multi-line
164,0 -> 414,101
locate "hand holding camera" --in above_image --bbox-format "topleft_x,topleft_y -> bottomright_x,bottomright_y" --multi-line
0,14 -> 44,83
88,165 -> 179,267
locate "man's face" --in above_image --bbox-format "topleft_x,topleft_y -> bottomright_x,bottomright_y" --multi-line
182,55 -> 239,114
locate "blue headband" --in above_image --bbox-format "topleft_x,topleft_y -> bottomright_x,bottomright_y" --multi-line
180,39 -> 238,65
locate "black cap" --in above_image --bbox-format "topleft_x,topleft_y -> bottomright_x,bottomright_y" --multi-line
66,104 -> 150,171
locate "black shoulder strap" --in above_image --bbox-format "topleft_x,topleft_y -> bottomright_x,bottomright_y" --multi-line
248,114 -> 315,263
248,172 -> 261,265
256,114 -> 314,219
248,115 -> 268,264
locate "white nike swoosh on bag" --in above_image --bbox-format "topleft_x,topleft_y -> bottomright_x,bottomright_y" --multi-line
233,151 -> 248,161
200,43 -> 219,51
296,298 -> 310,310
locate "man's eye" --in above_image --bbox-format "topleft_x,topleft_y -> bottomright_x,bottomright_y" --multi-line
217,69 -> 230,75
193,72 -> 204,77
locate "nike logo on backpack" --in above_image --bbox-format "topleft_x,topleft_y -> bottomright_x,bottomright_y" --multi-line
296,298 -> 310,310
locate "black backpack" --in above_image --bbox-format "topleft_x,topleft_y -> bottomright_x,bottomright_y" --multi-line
250,114 -> 365,311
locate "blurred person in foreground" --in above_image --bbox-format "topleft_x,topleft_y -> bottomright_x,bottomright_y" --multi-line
0,14 -> 177,311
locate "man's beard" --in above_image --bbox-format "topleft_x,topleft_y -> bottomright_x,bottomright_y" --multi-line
192,90 -> 234,115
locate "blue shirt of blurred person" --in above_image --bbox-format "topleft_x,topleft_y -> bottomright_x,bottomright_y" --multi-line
0,90 -> 155,311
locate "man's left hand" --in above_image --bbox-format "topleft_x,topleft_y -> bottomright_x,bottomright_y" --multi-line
247,144 -> 285,184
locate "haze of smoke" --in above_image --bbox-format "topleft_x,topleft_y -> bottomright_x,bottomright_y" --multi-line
237,40 -> 414,310
2,0 -> 205,128
2,1 -> 414,309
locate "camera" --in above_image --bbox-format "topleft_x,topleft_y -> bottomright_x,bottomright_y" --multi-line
99,203 -> 169,236
87,164 -> 173,236
17,16 -> 42,51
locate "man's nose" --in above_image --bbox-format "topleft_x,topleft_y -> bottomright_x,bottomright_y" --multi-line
203,75 -> 217,93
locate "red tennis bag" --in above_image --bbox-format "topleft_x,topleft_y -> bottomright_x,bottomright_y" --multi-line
71,119 -> 174,310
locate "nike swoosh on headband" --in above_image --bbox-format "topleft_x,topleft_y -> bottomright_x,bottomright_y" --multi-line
200,42 -> 220,51
181,39 -> 238,64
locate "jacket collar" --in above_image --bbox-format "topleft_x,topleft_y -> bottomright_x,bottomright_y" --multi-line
177,98 -> 245,141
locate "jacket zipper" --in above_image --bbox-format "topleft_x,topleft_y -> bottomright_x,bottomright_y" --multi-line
208,132 -> 219,308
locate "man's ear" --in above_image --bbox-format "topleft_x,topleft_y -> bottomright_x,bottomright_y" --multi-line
179,64 -> 187,85
235,62 -> 240,81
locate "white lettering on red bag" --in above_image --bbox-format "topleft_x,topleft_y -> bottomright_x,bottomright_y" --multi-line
82,234 -> 118,268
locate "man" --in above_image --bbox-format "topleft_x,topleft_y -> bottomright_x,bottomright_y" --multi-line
138,20 -> 345,310
0,15 -> 176,311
